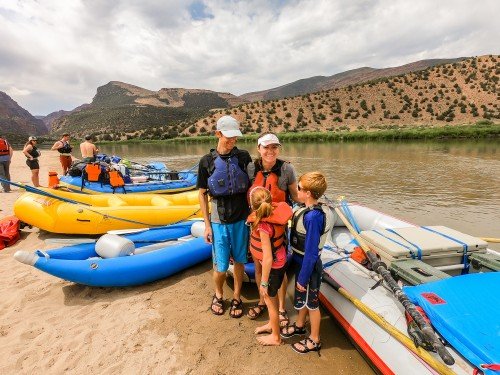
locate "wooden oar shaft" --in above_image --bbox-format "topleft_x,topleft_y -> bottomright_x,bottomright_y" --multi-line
323,274 -> 456,375
334,205 -> 455,366
481,237 -> 500,243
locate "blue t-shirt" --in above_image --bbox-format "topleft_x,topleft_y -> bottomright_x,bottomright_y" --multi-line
293,209 -> 324,286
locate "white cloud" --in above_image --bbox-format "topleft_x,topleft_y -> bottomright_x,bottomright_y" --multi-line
0,0 -> 498,115
5,86 -> 31,97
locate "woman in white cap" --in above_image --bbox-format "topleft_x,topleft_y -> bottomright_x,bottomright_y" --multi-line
246,132 -> 301,326
23,136 -> 41,186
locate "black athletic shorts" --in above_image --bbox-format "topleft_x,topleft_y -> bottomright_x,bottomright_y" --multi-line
267,265 -> 287,297
26,159 -> 39,170
290,258 -> 322,310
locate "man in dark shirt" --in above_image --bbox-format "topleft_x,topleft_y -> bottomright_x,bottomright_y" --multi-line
197,115 -> 251,318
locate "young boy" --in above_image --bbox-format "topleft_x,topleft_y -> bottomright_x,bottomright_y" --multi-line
280,172 -> 334,355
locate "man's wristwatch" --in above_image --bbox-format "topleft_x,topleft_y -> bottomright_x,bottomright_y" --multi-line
260,281 -> 269,288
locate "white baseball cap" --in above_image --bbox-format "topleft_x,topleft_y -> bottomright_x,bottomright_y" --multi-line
258,133 -> 281,147
216,116 -> 242,137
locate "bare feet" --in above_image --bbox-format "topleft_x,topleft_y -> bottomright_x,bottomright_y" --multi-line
257,334 -> 282,346
254,323 -> 272,334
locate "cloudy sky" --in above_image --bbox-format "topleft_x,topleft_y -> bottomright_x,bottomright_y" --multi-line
1,0 -> 498,115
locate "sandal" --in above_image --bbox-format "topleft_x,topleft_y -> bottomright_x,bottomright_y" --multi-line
291,337 -> 322,356
247,304 -> 267,320
229,298 -> 244,319
210,294 -> 224,316
279,310 -> 289,327
280,322 -> 306,339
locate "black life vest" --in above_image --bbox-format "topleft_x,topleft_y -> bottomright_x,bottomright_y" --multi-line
0,139 -> 10,156
27,146 -> 40,159
290,203 -> 334,256
58,141 -> 72,154
207,150 -> 249,197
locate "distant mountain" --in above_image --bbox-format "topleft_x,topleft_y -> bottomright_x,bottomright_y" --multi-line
41,104 -> 90,131
0,91 -> 48,141
240,58 -> 465,102
188,55 -> 499,135
50,81 -> 247,140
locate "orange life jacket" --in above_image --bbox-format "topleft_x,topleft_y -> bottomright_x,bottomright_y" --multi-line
0,139 -> 10,156
248,159 -> 288,204
109,170 -> 125,188
84,163 -> 101,182
351,246 -> 368,264
247,202 -> 292,261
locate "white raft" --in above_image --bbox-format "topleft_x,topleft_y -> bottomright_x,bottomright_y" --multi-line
321,203 -> 499,375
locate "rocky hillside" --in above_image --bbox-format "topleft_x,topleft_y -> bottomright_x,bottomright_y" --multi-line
187,55 -> 499,135
0,91 -> 48,141
41,104 -> 90,130
51,81 -> 247,140
240,58 -> 464,102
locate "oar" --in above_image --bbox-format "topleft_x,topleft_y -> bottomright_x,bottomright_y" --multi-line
322,274 -> 456,375
0,178 -> 90,206
481,237 -> 500,243
333,199 -> 455,366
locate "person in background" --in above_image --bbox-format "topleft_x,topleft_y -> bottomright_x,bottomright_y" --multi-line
246,132 -> 302,327
80,135 -> 99,162
197,115 -> 251,319
23,136 -> 41,187
51,133 -> 72,174
0,135 -> 14,192
280,172 -> 334,355
247,187 -> 292,346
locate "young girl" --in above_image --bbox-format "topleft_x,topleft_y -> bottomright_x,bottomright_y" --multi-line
23,136 -> 41,187
247,187 -> 292,346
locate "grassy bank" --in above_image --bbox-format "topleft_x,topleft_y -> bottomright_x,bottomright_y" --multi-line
164,121 -> 500,144
25,121 -> 497,147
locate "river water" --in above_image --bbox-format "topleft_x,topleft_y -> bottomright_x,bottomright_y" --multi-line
103,140 -> 499,248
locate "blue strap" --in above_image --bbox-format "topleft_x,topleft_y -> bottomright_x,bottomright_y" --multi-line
385,228 -> 423,260
421,226 -> 470,274
323,257 -> 349,269
374,229 -> 422,259
341,200 -> 361,234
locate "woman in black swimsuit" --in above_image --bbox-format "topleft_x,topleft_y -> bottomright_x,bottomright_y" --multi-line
22,136 -> 41,186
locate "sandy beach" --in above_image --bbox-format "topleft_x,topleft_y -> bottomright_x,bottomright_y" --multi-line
0,150 -> 373,374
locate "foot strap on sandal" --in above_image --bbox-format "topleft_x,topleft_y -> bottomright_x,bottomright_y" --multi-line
292,338 -> 322,356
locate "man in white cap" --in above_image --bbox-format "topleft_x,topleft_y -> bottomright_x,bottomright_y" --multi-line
197,115 -> 251,318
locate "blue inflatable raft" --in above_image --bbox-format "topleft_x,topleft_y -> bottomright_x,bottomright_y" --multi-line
59,170 -> 198,194
13,221 -> 212,287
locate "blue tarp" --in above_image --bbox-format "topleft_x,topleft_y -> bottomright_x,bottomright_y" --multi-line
404,272 -> 500,374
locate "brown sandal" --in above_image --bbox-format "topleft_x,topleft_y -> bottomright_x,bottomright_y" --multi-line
291,337 -> 322,356
229,298 -> 244,319
247,304 -> 267,319
210,295 -> 224,315
279,310 -> 289,327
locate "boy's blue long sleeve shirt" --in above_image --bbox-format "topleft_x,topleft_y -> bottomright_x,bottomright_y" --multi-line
294,210 -> 324,286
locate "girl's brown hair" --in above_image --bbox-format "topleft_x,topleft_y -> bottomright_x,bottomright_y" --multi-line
249,187 -> 274,231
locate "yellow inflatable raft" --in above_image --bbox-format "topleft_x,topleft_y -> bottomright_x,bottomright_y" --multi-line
14,188 -> 202,234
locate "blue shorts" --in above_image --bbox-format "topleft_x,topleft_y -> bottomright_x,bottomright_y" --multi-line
211,220 -> 249,272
